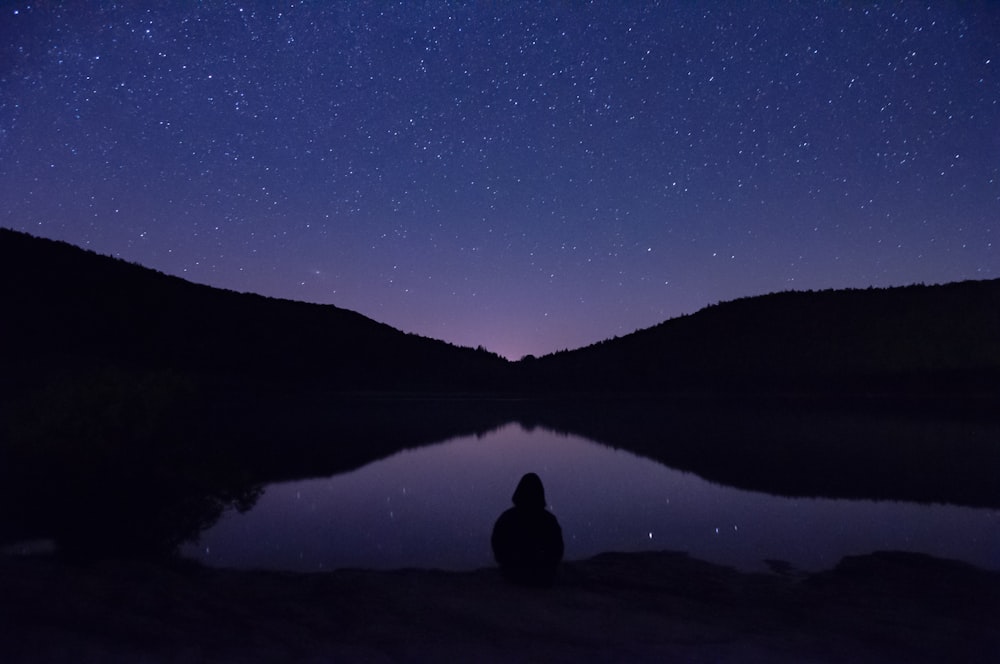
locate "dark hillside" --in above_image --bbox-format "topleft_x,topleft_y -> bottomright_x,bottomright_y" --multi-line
4,228 -> 998,399
522,281 -> 1000,394
0,228 -> 512,398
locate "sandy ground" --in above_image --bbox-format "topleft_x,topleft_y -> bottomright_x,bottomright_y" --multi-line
1,550 -> 997,663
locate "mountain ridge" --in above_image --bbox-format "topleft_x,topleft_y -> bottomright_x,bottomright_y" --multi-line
3,227 -> 998,396
523,277 -> 1000,394
0,228 -> 510,396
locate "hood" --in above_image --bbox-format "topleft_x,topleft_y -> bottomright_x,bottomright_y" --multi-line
512,472 -> 546,509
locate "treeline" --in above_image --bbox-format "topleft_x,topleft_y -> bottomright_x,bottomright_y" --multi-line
0,228 -> 512,400
3,228 -> 999,399
521,281 -> 1000,394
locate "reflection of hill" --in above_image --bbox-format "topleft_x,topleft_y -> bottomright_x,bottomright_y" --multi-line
3,386 -> 999,560
517,397 -> 1000,509
0,373 -> 514,558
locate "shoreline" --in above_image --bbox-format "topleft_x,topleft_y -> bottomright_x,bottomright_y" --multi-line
2,549 -> 997,662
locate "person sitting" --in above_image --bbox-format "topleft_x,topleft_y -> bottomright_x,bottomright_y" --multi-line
491,472 -> 564,586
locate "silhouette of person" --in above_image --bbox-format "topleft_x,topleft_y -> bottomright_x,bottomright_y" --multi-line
491,472 -> 564,586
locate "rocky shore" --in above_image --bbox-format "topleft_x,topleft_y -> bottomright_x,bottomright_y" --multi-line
1,550 -> 997,662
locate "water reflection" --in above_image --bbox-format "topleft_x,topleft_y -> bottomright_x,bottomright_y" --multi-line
183,423 -> 1000,573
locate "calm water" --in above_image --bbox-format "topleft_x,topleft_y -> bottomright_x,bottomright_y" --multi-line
182,423 -> 1000,573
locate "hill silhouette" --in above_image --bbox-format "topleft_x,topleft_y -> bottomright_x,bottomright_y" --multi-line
0,228 -> 511,399
520,279 -> 1000,394
3,227 -> 999,397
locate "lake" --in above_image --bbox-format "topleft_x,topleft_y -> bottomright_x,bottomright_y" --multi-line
181,422 -> 1000,573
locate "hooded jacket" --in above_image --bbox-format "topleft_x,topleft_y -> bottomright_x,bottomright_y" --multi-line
491,473 -> 564,586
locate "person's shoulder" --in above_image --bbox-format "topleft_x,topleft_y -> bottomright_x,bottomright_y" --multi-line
494,506 -> 519,525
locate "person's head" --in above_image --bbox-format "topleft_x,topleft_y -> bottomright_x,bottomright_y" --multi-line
512,472 -> 546,509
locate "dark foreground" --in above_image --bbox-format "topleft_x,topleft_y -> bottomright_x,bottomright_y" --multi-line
1,550 -> 997,663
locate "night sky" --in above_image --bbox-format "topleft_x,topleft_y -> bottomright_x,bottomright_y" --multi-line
2,3 -> 997,360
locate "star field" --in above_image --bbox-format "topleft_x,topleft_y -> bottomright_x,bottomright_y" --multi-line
2,2 -> 997,359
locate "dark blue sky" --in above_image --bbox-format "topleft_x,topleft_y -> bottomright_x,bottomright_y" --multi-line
3,2 -> 997,359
